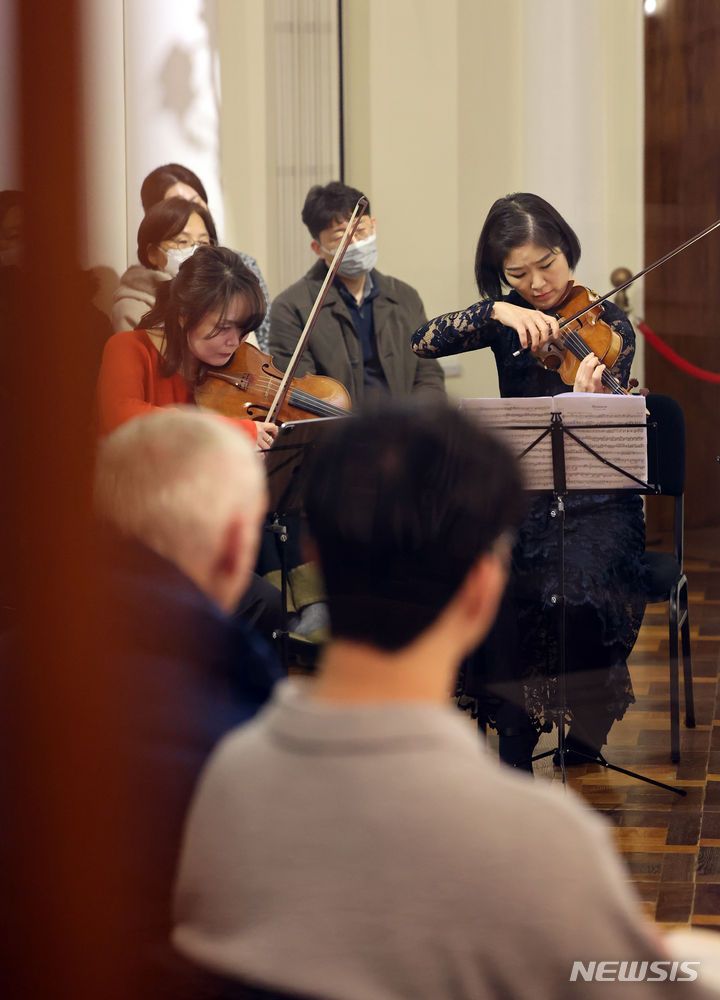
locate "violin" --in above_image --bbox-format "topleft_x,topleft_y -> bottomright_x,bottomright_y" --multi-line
515,216 -> 720,395
195,340 -> 351,423
531,282 -> 627,395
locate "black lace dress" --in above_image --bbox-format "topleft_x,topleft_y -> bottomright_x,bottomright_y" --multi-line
412,291 -> 647,742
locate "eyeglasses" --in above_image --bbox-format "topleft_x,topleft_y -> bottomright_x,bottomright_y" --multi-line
322,219 -> 374,252
164,236 -> 215,250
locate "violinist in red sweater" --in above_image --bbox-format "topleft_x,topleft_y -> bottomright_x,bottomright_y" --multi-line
97,245 -> 277,451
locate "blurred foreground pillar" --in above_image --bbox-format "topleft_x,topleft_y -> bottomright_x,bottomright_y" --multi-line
2,1 -> 134,996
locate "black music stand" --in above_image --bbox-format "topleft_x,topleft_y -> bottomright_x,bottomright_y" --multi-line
536,412 -> 684,795
261,417 -> 343,669
463,399 -> 684,797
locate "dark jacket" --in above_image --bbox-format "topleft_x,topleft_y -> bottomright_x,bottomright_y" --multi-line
0,534 -> 284,999
269,260 -> 445,406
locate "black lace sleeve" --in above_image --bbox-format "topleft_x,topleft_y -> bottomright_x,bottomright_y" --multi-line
411,300 -> 499,358
600,300 -> 635,388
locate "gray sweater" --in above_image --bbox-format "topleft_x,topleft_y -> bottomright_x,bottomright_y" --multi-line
173,679 -> 692,999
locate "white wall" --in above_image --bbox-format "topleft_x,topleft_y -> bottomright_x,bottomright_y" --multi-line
217,1 -> 274,290
123,0 -> 224,260
80,1 -> 224,267
80,0 -> 127,310
78,0 -> 228,311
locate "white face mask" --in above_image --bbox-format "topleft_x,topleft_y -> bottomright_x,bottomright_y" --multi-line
164,245 -> 197,277
322,232 -> 378,278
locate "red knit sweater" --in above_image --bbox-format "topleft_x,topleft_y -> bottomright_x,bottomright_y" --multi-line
96,329 -> 258,442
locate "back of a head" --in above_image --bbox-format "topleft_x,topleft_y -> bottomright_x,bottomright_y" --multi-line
140,163 -> 208,213
301,181 -> 370,238
303,404 -> 524,651
94,409 -> 265,570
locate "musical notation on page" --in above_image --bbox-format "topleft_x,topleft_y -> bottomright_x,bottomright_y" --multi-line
460,393 -> 647,491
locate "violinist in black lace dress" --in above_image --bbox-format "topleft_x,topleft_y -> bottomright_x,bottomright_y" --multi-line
411,193 -> 646,772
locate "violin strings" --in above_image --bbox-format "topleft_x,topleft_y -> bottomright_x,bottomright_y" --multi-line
226,372 -> 347,416
289,389 -> 347,416
560,328 -> 625,395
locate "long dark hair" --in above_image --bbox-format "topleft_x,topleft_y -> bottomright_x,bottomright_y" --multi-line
474,193 -> 581,299
136,198 -> 216,270
139,246 -> 266,378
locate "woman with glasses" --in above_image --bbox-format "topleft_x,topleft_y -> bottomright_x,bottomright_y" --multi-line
139,163 -> 272,351
98,244 -> 277,451
111,197 -> 215,334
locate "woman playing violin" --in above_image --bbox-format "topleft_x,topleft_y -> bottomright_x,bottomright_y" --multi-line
412,192 -> 645,771
97,245 -> 278,451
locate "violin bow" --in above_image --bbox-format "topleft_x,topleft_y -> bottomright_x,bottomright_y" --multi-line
513,216 -> 720,357
265,197 -> 369,424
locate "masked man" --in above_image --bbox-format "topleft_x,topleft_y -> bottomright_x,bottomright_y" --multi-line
269,181 -> 445,406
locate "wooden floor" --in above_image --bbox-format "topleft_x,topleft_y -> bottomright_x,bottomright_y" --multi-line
534,527 -> 720,930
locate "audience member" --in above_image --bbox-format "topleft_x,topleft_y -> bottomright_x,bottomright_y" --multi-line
0,191 -> 110,375
93,408 -> 284,991
140,163 -> 272,350
172,404 -> 686,999
111,196 -> 215,333
140,163 -> 212,217
269,182 -> 445,406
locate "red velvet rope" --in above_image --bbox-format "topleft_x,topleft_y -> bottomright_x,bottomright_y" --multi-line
636,320 -> 720,384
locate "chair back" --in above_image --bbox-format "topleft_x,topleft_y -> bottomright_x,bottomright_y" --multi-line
645,393 -> 685,497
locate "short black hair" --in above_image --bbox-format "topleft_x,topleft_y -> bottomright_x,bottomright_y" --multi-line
303,404 -> 524,651
301,181 -> 371,239
474,193 -> 582,299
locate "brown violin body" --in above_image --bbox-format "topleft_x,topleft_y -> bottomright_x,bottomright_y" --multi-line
532,283 -> 626,395
194,340 -> 351,423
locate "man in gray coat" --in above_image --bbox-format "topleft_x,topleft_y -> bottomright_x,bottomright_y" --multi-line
269,181 -> 445,407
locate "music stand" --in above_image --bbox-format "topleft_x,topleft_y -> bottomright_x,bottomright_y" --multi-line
261,417 -> 344,669
461,396 -> 685,797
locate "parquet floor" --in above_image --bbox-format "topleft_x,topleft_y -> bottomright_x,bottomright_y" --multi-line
535,528 -> 720,930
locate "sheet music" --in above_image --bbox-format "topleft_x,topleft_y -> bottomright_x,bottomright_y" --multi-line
460,394 -> 647,491
554,393 -> 647,489
460,397 -> 554,488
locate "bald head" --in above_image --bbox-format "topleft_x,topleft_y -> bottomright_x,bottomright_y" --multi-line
94,409 -> 267,611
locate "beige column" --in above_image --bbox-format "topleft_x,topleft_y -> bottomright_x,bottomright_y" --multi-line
80,0 -> 127,312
